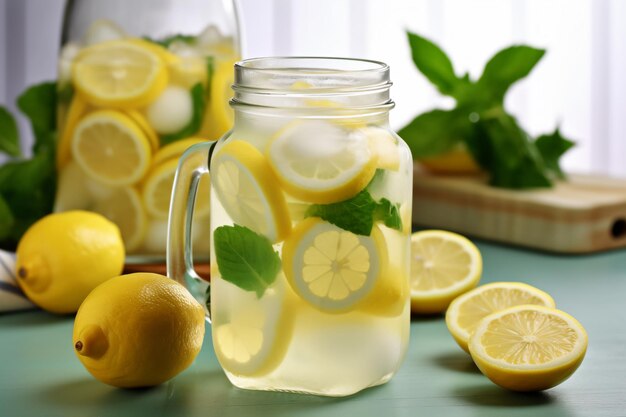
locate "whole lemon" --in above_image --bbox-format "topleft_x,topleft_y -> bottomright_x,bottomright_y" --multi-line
73,273 -> 206,388
16,211 -> 125,314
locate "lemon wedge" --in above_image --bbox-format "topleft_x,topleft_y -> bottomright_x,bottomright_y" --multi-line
72,39 -> 167,108
267,120 -> 377,204
446,282 -> 556,353
212,140 -> 291,242
469,305 -> 588,391
142,158 -> 210,220
72,109 -> 152,186
212,278 -> 295,377
282,218 -> 386,313
409,230 -> 482,314
92,186 -> 147,252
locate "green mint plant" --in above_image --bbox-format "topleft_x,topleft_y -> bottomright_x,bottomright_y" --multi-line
399,32 -> 575,188
0,82 -> 57,250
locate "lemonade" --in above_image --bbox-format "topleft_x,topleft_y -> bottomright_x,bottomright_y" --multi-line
55,19 -> 239,255
174,58 -> 414,396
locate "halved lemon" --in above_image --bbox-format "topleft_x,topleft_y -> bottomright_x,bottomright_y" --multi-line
469,305 -> 588,391
212,140 -> 291,242
410,230 -> 482,315
151,138 -> 206,167
282,217 -> 386,313
446,282 -> 556,353
212,278 -> 295,377
72,39 -> 167,108
92,186 -> 146,252
57,93 -> 88,169
267,120 -> 377,204
71,109 -> 152,186
200,58 -> 236,140
125,109 -> 159,153
142,158 -> 210,220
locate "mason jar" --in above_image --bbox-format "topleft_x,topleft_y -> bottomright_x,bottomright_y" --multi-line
54,0 -> 241,259
168,57 -> 413,396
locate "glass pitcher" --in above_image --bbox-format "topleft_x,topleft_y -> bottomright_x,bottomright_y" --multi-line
168,57 -> 412,396
54,0 -> 240,257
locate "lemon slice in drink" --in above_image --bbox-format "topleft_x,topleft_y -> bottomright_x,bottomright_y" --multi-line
151,138 -> 206,167
358,127 -> 401,171
282,218 -> 386,313
57,94 -> 88,169
200,59 -> 235,140
72,40 -> 167,108
267,121 -> 377,204
212,140 -> 291,242
142,158 -> 210,220
72,110 -> 152,186
410,230 -> 482,315
92,186 -> 147,252
125,110 -> 160,153
469,305 -> 588,391
446,282 -> 556,353
213,279 -> 295,377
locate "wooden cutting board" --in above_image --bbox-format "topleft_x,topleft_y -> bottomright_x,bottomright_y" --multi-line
412,170 -> 626,253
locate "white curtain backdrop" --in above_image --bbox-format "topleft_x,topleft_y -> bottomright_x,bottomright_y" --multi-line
1,0 -> 625,177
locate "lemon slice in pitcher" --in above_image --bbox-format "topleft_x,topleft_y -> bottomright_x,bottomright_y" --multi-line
72,110 -> 152,186
211,140 -> 291,242
282,218 -> 386,313
72,40 -> 167,108
267,120 -> 377,204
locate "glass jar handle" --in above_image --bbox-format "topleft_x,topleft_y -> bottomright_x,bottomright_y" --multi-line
167,141 -> 216,322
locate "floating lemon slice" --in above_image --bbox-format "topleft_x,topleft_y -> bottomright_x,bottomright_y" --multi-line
469,305 -> 588,392
410,230 -> 482,315
267,120 -> 377,204
282,218 -> 386,313
358,127 -> 401,171
92,186 -> 146,252
125,110 -> 159,153
212,140 -> 291,242
446,282 -> 556,353
142,158 -> 210,220
151,138 -> 207,167
213,279 -> 295,377
57,94 -> 88,169
72,109 -> 152,186
72,39 -> 167,108
200,59 -> 235,140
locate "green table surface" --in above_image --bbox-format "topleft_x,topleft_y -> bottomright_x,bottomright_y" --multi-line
2,241 -> 625,417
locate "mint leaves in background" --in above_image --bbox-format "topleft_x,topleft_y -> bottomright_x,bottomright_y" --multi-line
305,189 -> 403,236
0,82 -> 57,250
213,225 -> 282,297
399,31 -> 575,189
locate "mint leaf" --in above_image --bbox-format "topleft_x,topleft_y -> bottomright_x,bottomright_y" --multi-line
0,107 -> 21,157
17,82 -> 57,154
306,190 -> 376,236
0,195 -> 14,240
398,109 -> 469,158
407,31 -> 461,96
477,46 -> 545,103
160,83 -> 206,145
535,128 -> 575,180
213,225 -> 281,297
145,34 -> 196,48
375,198 -> 403,231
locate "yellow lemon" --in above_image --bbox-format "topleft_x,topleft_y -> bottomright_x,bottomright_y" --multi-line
170,55 -> 209,89
151,137 -> 206,167
71,109 -> 152,186
125,109 -> 160,153
199,58 -> 236,140
73,273 -> 205,388
15,211 -> 124,314
267,120 -> 377,204
282,217 -> 387,313
418,143 -> 481,174
410,230 -> 482,315
91,186 -> 147,253
212,140 -> 291,242
72,39 -> 167,108
57,93 -> 88,169
446,282 -> 556,353
469,305 -> 588,392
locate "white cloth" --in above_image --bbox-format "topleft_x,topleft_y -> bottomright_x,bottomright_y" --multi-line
0,250 -> 36,312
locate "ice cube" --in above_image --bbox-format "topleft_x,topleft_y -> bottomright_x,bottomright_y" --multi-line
83,19 -> 126,46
